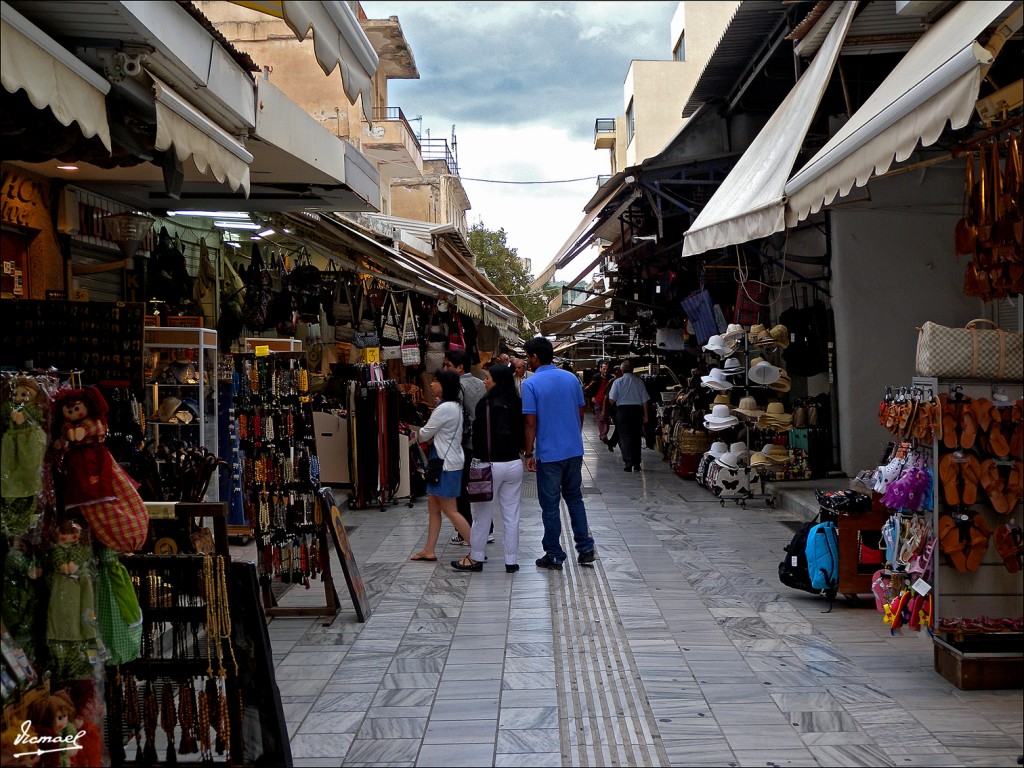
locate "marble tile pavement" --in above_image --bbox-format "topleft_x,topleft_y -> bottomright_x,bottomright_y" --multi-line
232,423 -> 1023,767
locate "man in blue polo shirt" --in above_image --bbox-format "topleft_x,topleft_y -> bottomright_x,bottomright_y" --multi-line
521,336 -> 596,570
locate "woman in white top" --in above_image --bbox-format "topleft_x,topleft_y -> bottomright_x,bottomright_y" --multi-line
410,369 -> 472,562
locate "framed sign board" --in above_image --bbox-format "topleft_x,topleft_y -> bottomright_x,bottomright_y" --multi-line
319,488 -> 372,622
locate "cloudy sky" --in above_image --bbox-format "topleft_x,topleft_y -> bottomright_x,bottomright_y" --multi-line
359,1 -> 679,283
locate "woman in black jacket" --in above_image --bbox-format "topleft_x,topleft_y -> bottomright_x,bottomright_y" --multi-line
451,364 -> 524,573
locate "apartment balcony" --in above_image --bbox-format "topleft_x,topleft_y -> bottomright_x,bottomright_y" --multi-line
421,138 -> 460,177
361,106 -> 422,177
594,117 -> 616,149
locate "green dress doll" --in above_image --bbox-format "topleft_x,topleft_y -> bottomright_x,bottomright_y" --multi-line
1,376 -> 49,537
46,521 -> 100,684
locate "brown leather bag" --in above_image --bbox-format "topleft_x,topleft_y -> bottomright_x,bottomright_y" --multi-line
954,153 -> 977,256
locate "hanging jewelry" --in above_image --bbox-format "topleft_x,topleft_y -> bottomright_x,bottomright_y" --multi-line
161,678 -> 178,764
142,678 -> 159,764
178,677 -> 199,755
123,671 -> 142,763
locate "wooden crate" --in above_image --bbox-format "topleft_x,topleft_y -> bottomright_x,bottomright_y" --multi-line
933,635 -> 1024,690
834,506 -> 889,597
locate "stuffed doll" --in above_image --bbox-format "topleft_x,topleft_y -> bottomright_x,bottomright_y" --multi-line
2,542 -> 45,658
46,521 -> 100,685
1,376 -> 50,536
26,689 -> 79,768
53,388 -> 115,509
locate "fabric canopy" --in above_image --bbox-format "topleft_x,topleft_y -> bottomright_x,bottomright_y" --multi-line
681,1 -> 856,257
231,1 -> 378,123
151,74 -> 252,195
0,1 -> 111,151
784,0 -> 1013,226
537,290 -> 614,336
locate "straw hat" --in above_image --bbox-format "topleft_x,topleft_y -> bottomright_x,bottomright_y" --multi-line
703,335 -> 735,357
748,324 -> 772,345
732,396 -> 764,418
722,357 -> 744,377
707,441 -> 728,458
768,370 -> 792,393
713,393 -> 732,406
749,452 -> 773,468
748,357 -> 782,386
758,402 -> 793,432
762,443 -> 792,462
700,368 -> 734,391
768,324 -> 790,348
721,323 -> 746,343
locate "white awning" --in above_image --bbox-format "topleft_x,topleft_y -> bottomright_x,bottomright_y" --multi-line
0,1 -> 111,151
232,1 -> 378,122
537,290 -> 614,336
784,0 -> 1013,227
151,73 -> 252,196
681,1 -> 857,258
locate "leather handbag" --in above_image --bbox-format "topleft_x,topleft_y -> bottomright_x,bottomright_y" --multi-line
915,319 -> 1023,381
400,296 -> 421,366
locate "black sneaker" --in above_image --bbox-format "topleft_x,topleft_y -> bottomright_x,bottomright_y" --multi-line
578,550 -> 596,566
450,534 -> 467,545
623,466 -> 632,472
535,555 -> 563,571
505,563 -> 520,573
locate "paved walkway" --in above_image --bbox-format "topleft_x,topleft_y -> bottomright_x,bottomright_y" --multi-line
237,424 -> 1023,767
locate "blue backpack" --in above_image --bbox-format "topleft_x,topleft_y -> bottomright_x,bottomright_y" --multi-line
805,521 -> 839,593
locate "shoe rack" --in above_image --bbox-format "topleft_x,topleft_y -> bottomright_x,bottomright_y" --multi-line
922,376 -> 1023,689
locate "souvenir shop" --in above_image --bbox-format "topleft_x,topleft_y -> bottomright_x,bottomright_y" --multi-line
0,164 -> 520,764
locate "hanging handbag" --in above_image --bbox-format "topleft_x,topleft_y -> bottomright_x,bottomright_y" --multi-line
400,295 -> 422,366
915,319 -> 1023,381
467,404 -> 494,503
734,279 -> 766,326
423,304 -> 447,372
380,291 -> 402,345
447,312 -> 467,351
353,287 -> 380,349
333,275 -> 356,342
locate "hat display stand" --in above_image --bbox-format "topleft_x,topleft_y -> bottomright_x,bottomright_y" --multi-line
717,330 -> 776,509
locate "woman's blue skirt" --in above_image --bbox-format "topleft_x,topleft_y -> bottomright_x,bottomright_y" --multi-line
428,468 -> 462,499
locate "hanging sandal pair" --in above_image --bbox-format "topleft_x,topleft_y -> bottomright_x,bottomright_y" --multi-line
938,513 -> 990,573
979,458 -> 1023,515
940,394 -> 978,451
938,452 -> 981,506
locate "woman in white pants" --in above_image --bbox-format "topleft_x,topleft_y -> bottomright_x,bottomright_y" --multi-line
451,364 -> 524,573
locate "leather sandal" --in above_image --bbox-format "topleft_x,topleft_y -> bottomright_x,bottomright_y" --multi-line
986,407 -> 1010,457
939,453 -> 961,506
959,404 -> 978,450
971,397 -> 993,432
938,514 -> 968,573
1009,400 -> 1024,458
940,395 -> 958,449
960,454 -> 983,506
1003,460 -> 1023,513
979,458 -> 1009,514
964,514 -> 992,572
994,523 -> 1023,573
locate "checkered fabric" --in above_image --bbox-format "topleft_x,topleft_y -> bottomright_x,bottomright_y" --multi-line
79,462 -> 149,553
96,546 -> 143,665
734,281 -> 765,326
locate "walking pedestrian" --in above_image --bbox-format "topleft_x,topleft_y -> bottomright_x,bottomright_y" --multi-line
606,358 -> 650,472
521,336 -> 596,571
451,364 -> 524,573
512,357 -> 532,396
443,348 -> 487,545
584,361 -> 613,444
605,364 -> 624,452
410,369 -> 472,562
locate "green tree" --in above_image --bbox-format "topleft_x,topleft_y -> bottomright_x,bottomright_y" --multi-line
468,222 -> 555,324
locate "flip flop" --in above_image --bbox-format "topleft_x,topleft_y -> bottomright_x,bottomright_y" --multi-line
987,409 -> 1010,457
979,458 -> 1009,514
971,397 -> 993,432
941,395 -> 958,449
960,454 -> 982,506
939,453 -> 961,506
409,553 -> 437,562
964,514 -> 992,572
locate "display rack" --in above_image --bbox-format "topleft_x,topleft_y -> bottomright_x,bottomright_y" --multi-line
233,351 -> 340,622
924,377 -> 1023,689
718,333 -> 775,509
143,327 -> 219,501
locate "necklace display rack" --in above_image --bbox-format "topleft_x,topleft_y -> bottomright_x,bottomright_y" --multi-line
233,351 -> 341,623
718,331 -> 776,509
107,502 -> 246,767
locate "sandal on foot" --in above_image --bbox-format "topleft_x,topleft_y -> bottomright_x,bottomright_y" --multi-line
410,553 -> 437,562
450,556 -> 482,572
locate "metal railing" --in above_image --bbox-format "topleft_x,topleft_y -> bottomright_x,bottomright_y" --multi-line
367,106 -> 421,151
594,118 -> 615,133
421,138 -> 459,176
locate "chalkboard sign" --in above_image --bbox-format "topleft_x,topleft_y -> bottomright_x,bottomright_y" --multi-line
0,300 -> 145,389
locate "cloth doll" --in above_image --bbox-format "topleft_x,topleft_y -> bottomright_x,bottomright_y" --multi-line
26,689 -> 80,768
1,376 -> 49,536
53,387 -> 115,509
46,521 -> 100,684
2,542 -> 44,658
